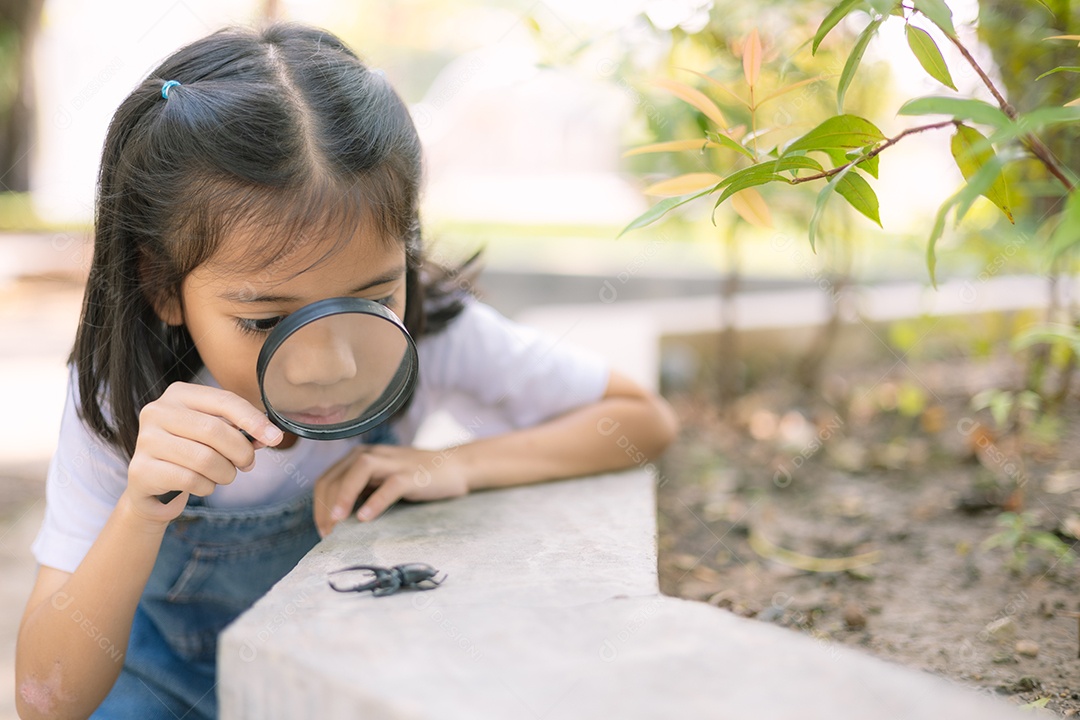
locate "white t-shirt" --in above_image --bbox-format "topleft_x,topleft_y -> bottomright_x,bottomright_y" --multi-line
31,300 -> 609,573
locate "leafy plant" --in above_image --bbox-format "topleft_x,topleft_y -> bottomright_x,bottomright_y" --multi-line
621,0 -> 1077,285
970,387 -> 1040,431
1012,322 -> 1080,410
982,511 -> 1076,574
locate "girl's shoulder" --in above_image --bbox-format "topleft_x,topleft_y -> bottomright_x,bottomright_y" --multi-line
413,298 -> 609,399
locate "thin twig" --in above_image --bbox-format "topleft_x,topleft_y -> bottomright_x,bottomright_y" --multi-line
789,120 -> 959,185
942,33 -> 1014,116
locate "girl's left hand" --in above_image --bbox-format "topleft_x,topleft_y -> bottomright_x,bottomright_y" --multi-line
312,445 -> 470,536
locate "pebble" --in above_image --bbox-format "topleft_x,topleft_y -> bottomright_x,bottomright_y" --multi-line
843,603 -> 867,630
1015,640 -> 1039,657
984,616 -> 1017,641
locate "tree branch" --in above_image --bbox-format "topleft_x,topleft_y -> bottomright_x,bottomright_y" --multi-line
789,120 -> 959,185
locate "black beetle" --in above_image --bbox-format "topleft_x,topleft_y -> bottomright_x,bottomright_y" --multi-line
328,562 -> 446,596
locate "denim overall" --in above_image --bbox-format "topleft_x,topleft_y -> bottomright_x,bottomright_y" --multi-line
90,425 -> 394,719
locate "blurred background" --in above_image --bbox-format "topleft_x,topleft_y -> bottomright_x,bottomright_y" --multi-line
3,0 -> 1079,715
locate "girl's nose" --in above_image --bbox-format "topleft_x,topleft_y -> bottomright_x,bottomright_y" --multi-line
279,321 -> 358,387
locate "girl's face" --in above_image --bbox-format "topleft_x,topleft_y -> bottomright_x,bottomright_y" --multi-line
159,224 -> 407,418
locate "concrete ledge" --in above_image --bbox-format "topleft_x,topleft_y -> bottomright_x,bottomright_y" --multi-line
223,595 -> 1026,720
219,469 -> 1025,720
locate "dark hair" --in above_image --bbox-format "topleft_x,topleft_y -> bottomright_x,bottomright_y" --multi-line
71,23 -> 476,459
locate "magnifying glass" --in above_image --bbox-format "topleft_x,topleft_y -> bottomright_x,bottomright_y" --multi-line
157,297 -> 418,503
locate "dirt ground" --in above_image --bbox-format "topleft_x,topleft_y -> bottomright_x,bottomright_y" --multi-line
657,350 -> 1080,716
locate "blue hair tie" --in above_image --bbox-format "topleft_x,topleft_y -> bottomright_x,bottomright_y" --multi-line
161,80 -> 181,99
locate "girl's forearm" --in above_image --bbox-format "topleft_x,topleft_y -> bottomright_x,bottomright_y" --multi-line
459,391 -> 678,492
16,494 -> 168,720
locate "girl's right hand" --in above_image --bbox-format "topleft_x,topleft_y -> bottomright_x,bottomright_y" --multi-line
123,382 -> 284,523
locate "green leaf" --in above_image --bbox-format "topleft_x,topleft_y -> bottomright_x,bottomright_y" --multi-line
899,96 -> 1011,129
1012,324 -> 1080,359
906,25 -> 956,90
813,0 -> 863,54
709,158 -> 822,212
713,172 -> 785,210
1035,66 -> 1080,81
852,148 -> 880,178
926,189 -> 962,286
824,148 -> 848,168
1050,191 -> 1080,259
952,148 -> 1010,225
809,164 -> 855,251
913,0 -> 956,37
835,171 -> 882,225
838,16 -> 886,113
989,393 -> 1011,428
950,124 -> 1013,222
706,131 -> 757,160
826,147 -> 881,177
618,188 -> 716,237
1031,533 -> 1071,556
786,115 -> 886,154
715,157 -> 824,192
1014,105 -> 1080,132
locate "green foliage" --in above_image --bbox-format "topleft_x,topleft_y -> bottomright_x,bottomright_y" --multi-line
897,96 -> 1010,130
834,171 -> 881,226
786,114 -> 885,153
913,0 -> 956,37
620,0 -> 1076,287
982,511 -> 1076,574
1050,190 -> 1080,259
812,0 -> 861,54
971,388 -> 1040,429
1011,322 -> 1080,357
1018,698 -> 1052,711
949,125 -> 1012,222
905,25 -> 956,90
837,15 -> 886,113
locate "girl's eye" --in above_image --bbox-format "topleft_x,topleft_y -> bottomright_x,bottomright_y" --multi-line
373,295 -> 395,308
236,316 -> 284,336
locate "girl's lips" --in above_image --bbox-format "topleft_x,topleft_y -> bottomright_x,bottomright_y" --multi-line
281,405 -> 350,426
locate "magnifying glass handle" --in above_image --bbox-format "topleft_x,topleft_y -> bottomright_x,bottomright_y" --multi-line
155,430 -> 260,504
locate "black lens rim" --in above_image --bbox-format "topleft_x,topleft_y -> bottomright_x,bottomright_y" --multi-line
255,297 -> 418,440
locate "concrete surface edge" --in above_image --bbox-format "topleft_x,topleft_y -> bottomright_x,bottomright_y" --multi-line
220,470 -> 1026,719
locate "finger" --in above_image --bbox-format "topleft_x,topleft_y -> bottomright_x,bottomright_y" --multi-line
157,431 -> 243,484
329,454 -> 377,525
153,408 -> 260,472
162,383 -> 283,446
312,448 -> 365,536
312,449 -> 366,536
356,475 -> 406,522
141,457 -> 220,499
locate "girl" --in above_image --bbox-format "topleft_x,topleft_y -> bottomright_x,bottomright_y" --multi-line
16,23 -> 677,720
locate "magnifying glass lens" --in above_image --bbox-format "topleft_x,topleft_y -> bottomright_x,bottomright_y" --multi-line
261,312 -> 409,431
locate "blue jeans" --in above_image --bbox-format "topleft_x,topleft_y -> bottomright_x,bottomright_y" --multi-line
91,428 -> 393,719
